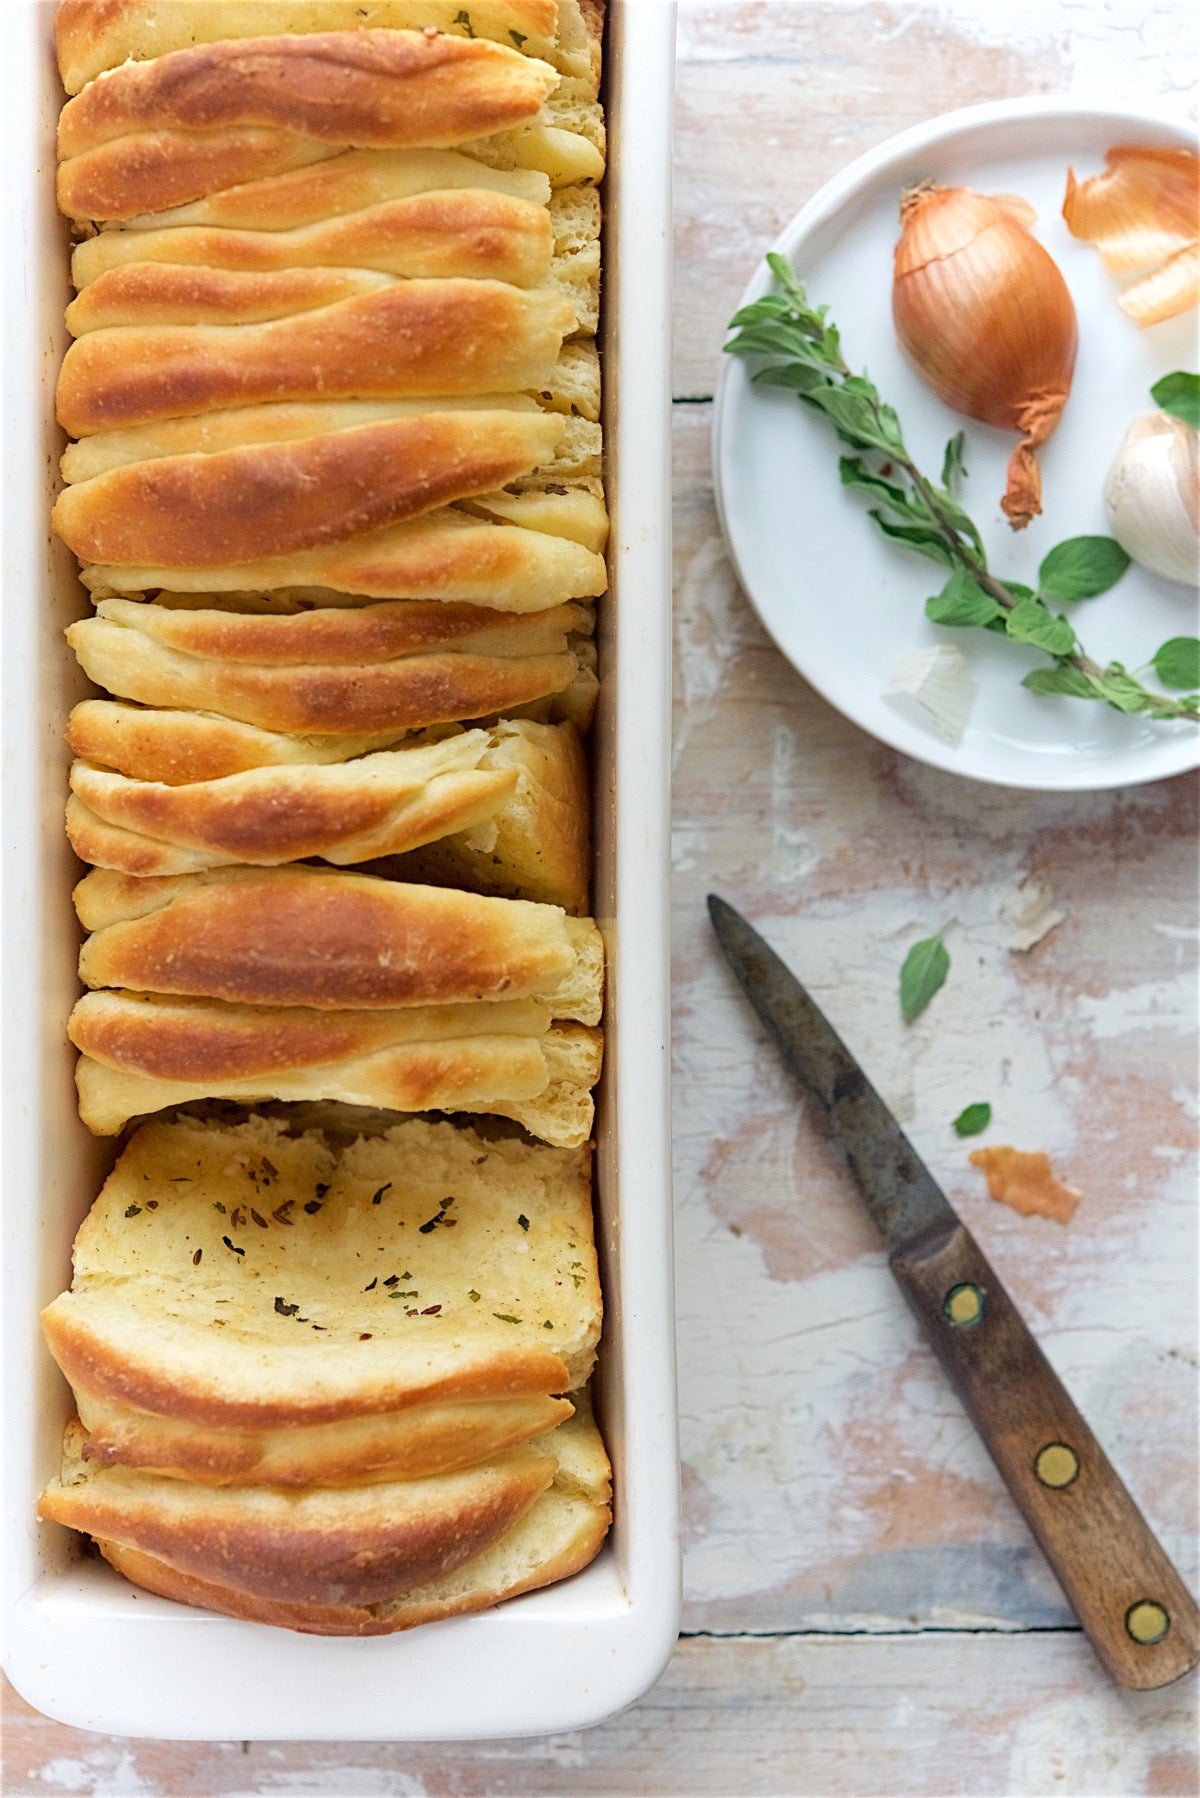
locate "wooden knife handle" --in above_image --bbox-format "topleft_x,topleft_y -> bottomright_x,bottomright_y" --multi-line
889,1220 -> 1200,1690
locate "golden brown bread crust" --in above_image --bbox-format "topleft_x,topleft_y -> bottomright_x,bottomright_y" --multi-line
67,612 -> 587,737
69,996 -> 601,1140
76,1389 -> 574,1486
65,754 -> 516,875
57,131 -> 335,225
54,4 -> 566,96
58,31 -> 557,158
41,1424 -> 558,1607
57,281 -> 575,437
66,264 -> 391,333
116,146 -> 551,233
95,1493 -> 611,1633
75,866 -> 582,1010
67,700 -> 402,784
80,594 -> 587,665
69,191 -> 554,301
54,411 -> 564,566
79,513 -> 606,608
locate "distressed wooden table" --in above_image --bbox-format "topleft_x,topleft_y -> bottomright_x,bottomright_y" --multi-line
5,2 -> 1198,1790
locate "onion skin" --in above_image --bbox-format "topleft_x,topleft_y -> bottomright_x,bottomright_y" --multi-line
893,184 -> 1078,529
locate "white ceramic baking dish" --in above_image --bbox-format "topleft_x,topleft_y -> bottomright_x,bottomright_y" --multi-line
0,0 -> 679,1740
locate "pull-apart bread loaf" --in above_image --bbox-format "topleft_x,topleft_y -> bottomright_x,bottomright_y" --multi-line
69,867 -> 603,1141
43,1398 -> 611,1635
41,1114 -> 602,1485
47,0 -> 612,1635
67,709 -> 590,909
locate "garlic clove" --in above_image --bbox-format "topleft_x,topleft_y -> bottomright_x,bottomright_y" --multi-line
1118,242 -> 1200,328
884,644 -> 978,745
1103,410 -> 1200,587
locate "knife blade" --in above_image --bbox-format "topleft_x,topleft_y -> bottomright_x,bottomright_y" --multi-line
708,893 -> 1200,1691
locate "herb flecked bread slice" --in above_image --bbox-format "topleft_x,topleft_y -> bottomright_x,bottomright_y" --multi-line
92,1396 -> 612,1633
41,1113 -> 603,1487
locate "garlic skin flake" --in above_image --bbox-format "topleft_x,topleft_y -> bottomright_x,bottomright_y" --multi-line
1103,411 -> 1199,587
884,644 -> 977,745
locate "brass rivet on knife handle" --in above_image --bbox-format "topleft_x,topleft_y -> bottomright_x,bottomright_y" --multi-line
891,1220 -> 1200,1691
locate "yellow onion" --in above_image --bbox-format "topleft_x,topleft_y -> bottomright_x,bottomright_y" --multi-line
892,183 -> 1078,529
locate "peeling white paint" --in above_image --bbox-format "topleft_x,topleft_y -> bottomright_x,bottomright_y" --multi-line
1077,979 -> 1193,1039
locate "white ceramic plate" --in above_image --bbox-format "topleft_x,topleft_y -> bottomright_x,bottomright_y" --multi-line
713,99 -> 1200,792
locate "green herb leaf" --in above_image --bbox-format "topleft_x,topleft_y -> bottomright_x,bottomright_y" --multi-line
1022,663 -> 1098,700
454,8 -> 475,35
941,431 -> 967,491
509,28 -> 528,46
953,1102 -> 992,1138
752,362 -> 827,395
870,512 -> 956,567
1037,537 -> 1131,602
1092,668 -> 1154,714
926,568 -> 1002,628
1005,598 -> 1076,657
839,455 -> 913,513
900,934 -> 950,1022
1152,636 -> 1200,690
1150,370 -> 1200,429
124,1204 -> 142,1218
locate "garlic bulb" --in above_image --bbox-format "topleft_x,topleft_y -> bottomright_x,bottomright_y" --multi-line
884,644 -> 978,745
1103,411 -> 1199,587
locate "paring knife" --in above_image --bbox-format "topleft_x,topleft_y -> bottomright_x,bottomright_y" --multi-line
708,893 -> 1200,1692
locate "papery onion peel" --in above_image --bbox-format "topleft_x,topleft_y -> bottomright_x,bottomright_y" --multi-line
1063,145 -> 1200,325
893,183 -> 1077,529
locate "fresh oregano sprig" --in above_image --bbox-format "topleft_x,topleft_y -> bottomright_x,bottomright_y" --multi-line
725,254 -> 1200,724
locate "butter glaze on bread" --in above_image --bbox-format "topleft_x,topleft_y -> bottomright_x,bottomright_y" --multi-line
54,411 -> 565,566
74,864 -> 603,1016
42,1114 -> 600,1430
38,1106 -> 609,1487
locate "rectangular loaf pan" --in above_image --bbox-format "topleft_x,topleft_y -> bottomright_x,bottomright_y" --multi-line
0,0 -> 679,1741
